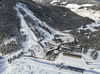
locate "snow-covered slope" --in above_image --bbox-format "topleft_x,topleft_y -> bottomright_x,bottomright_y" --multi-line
33,0 -> 100,5
65,4 -> 100,32
14,2 -> 75,57
65,4 -> 100,20
0,1 -> 100,74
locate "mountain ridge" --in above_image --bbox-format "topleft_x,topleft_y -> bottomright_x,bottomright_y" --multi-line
32,0 -> 100,4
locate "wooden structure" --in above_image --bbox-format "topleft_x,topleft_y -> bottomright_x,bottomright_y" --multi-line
63,53 -> 82,59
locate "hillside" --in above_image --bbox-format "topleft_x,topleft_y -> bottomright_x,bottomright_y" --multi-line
32,0 -> 100,5
0,0 -> 94,55
0,0 -> 100,74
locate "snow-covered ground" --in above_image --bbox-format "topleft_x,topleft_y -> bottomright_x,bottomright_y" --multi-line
65,4 -> 100,72
66,4 -> 100,20
50,0 -> 68,5
78,22 -> 100,32
65,4 -> 100,32
60,1 -> 67,5
0,2 -> 100,74
0,37 -> 16,48
82,49 -> 100,72
0,57 -> 88,74
14,2 -> 45,58
50,0 -> 61,5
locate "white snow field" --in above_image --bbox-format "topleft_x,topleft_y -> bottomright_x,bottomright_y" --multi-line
0,2 -> 100,74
